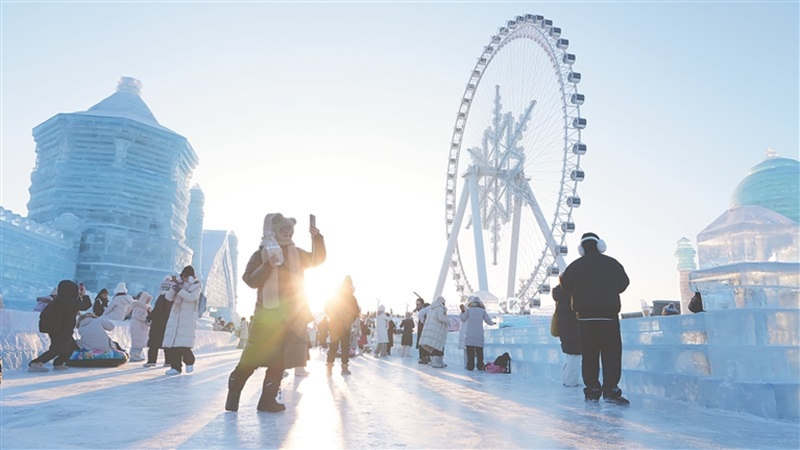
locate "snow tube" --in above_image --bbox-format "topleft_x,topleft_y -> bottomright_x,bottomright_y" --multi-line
66,348 -> 129,367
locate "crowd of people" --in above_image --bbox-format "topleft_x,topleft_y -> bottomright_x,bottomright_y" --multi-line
28,265 -> 203,376
22,215 -> 657,412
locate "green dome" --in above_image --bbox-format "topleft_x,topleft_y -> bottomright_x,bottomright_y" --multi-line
731,149 -> 799,223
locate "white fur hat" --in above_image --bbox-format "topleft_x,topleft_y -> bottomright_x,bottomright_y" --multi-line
139,291 -> 153,304
114,282 -> 127,295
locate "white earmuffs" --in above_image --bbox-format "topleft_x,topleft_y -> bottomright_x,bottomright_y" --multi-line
578,235 -> 607,256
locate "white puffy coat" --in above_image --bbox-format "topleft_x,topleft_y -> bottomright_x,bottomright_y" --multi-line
102,294 -> 133,321
375,313 -> 391,344
76,315 -> 116,350
126,293 -> 152,348
418,296 -> 449,353
162,278 -> 202,348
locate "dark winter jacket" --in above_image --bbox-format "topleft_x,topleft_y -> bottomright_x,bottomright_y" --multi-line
325,290 -> 360,340
561,250 -> 629,319
240,234 -> 325,369
400,318 -> 414,346
92,296 -> 108,316
48,281 -> 92,334
552,284 -> 580,355
147,294 -> 172,348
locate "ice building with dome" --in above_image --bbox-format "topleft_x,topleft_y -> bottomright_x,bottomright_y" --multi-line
689,149 -> 799,309
0,77 -> 238,315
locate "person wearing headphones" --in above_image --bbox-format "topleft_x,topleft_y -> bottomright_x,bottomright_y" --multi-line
561,232 -> 630,405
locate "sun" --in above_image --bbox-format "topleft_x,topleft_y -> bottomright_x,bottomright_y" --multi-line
304,268 -> 345,315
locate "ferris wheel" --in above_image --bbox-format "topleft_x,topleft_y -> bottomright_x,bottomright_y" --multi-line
434,14 -> 586,313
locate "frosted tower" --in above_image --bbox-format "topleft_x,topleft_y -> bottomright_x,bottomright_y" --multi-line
26,77 -> 199,295
187,185 -> 205,275
201,230 -> 239,320
674,237 -> 697,313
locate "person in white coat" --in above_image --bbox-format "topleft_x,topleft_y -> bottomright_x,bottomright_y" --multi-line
374,306 -> 392,358
102,282 -> 133,321
460,296 -> 496,371
162,266 -> 202,375
76,313 -> 117,351
125,292 -> 152,362
418,296 -> 450,368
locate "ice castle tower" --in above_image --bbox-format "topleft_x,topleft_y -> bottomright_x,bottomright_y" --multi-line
689,149 -> 799,310
26,77 -> 200,295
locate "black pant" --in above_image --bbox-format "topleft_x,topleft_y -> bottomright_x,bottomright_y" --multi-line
416,323 -> 430,360
466,346 -> 484,371
32,332 -> 77,367
578,319 -> 622,396
164,347 -> 195,371
327,333 -> 350,366
146,346 -> 163,364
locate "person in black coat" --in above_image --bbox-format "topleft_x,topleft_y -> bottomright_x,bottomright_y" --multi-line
92,289 -> 109,316
143,277 -> 173,367
29,280 -> 92,372
325,276 -> 360,375
399,312 -> 414,357
561,232 -> 630,405
552,277 -> 581,387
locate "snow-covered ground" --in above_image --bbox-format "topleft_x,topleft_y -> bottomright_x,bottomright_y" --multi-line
1,347 -> 797,450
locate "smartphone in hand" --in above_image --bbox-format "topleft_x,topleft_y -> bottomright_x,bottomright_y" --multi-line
310,214 -> 316,228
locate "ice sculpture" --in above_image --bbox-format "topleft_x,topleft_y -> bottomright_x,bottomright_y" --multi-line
24,77 -> 198,296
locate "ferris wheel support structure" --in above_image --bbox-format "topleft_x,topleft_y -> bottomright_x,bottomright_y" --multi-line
436,13 -> 587,311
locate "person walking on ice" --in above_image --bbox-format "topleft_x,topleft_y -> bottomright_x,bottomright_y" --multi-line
162,266 -> 202,375
418,296 -> 450,368
561,232 -> 630,405
225,213 -> 325,413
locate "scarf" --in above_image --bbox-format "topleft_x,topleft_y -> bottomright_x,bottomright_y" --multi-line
261,243 -> 301,309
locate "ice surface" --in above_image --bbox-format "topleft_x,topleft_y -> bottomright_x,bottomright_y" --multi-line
1,344 -> 797,449
3,306 -> 799,429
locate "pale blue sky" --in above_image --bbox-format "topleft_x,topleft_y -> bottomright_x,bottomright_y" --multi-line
2,1 -> 798,317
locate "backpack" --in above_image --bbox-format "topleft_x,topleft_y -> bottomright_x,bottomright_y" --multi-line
39,301 -> 61,334
688,292 -> 704,313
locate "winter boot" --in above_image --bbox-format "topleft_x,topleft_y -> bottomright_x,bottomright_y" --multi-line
584,387 -> 602,402
257,380 -> 286,413
603,387 -> 630,405
326,362 -> 333,376
225,371 -> 251,412
430,356 -> 447,368
28,362 -> 49,373
341,364 -> 351,376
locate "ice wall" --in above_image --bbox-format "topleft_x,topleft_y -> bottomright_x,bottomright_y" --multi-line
442,312 -> 799,421
0,208 -> 79,310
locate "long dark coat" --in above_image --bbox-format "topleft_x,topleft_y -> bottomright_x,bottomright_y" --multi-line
400,318 -> 414,346
552,284 -> 580,355
240,234 -> 325,369
146,294 -> 172,349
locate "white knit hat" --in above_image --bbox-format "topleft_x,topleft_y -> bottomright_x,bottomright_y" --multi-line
114,282 -> 127,295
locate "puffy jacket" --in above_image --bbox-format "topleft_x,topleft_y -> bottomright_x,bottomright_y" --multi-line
561,250 -> 629,319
